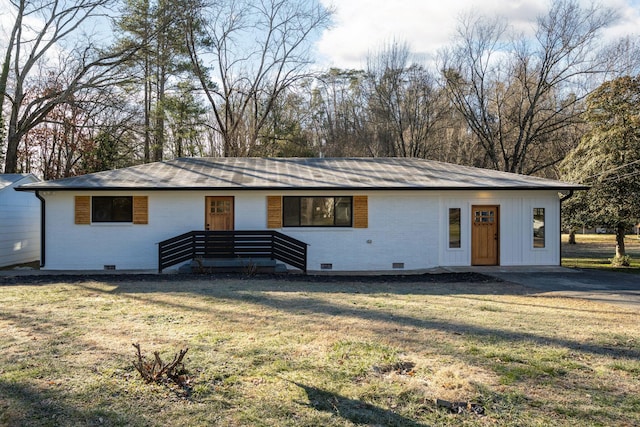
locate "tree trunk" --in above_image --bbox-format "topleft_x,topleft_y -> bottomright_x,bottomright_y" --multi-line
142,0 -> 151,163
0,0 -> 22,121
615,224 -> 626,259
4,132 -> 20,173
144,58 -> 151,163
5,95 -> 23,173
568,227 -> 576,244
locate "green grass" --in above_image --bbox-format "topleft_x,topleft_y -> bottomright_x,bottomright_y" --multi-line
562,233 -> 640,272
1,276 -> 639,426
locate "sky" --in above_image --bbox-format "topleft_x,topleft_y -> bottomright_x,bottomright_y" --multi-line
1,0 -> 640,73
314,0 -> 640,70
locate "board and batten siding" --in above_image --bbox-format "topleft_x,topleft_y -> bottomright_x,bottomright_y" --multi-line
0,175 -> 40,267
41,189 -> 561,271
438,190 -> 560,267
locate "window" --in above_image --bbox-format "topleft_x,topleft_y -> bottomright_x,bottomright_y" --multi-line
474,210 -> 495,223
449,208 -> 461,248
92,196 -> 133,222
533,207 -> 545,248
283,196 -> 352,227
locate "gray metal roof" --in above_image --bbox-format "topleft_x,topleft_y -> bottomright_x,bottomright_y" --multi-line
1,173 -> 36,191
15,157 -> 587,191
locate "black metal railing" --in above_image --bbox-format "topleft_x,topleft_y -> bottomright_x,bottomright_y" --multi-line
158,230 -> 307,273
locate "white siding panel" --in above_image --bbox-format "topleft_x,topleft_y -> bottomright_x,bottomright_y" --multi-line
0,177 -> 40,267
439,198 -> 471,266
439,190 -> 560,267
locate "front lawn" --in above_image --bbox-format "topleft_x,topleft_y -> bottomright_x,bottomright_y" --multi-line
1,275 -> 639,426
562,233 -> 640,272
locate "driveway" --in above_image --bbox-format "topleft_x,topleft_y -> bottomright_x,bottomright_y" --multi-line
458,266 -> 640,309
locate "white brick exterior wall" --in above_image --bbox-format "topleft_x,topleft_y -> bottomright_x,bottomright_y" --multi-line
40,189 -> 561,271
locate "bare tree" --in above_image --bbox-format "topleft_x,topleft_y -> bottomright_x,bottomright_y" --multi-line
0,0 -> 24,157
309,68 -> 370,157
441,0 -> 618,175
366,41 -> 446,158
1,0 -> 137,173
184,0 -> 332,156
18,70 -> 141,177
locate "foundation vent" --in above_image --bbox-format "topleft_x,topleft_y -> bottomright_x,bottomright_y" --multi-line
104,265 -> 116,270
320,263 -> 333,270
392,263 -> 405,269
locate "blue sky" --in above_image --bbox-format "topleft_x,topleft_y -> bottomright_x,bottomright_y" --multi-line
315,0 -> 640,69
1,0 -> 639,72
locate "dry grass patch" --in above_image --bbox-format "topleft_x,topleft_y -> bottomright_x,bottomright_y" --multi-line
0,275 -> 639,426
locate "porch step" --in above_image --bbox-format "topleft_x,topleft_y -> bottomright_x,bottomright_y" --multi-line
178,257 -> 288,274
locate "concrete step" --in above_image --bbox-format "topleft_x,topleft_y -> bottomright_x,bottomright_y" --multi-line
178,258 -> 288,274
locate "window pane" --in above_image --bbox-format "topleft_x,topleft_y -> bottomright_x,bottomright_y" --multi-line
335,197 -> 352,226
308,197 -> 334,226
283,196 -> 352,227
92,196 -> 133,222
92,197 -> 112,222
299,197 -> 313,225
283,197 -> 300,227
111,197 -> 133,221
449,208 -> 461,248
533,208 -> 545,248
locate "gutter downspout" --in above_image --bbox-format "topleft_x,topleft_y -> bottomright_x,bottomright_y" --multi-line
559,190 -> 575,266
35,191 -> 45,268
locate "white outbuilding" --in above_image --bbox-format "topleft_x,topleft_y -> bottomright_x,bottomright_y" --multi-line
16,157 -> 586,273
0,174 -> 41,268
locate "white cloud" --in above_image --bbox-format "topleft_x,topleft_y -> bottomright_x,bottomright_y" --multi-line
0,0 -> 16,45
315,0 -> 640,69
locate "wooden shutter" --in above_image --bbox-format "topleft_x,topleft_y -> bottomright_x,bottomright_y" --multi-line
353,195 -> 368,228
267,196 -> 282,228
75,196 -> 91,224
133,196 -> 149,224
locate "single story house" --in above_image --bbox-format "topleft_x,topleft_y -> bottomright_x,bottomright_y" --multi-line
0,173 -> 41,268
16,157 -> 586,273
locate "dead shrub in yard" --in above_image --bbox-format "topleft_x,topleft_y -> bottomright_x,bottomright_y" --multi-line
132,343 -> 190,389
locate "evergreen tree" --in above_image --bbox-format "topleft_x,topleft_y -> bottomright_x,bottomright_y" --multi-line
116,0 -> 194,162
561,76 -> 640,264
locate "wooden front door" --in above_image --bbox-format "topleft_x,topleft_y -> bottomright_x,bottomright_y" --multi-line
205,197 -> 234,231
471,205 -> 499,265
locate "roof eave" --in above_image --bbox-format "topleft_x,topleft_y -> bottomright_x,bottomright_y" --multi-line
15,185 -> 590,192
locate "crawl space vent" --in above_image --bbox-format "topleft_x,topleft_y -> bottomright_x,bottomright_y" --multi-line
104,265 -> 116,270
320,263 -> 333,270
392,263 -> 405,269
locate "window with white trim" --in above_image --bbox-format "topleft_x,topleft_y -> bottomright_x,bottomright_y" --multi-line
533,207 -> 545,248
449,208 -> 461,248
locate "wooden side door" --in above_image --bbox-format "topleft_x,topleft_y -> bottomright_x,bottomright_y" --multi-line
471,205 -> 499,265
205,197 -> 234,231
